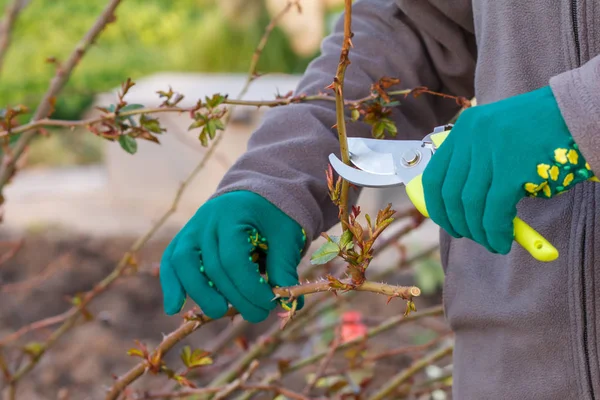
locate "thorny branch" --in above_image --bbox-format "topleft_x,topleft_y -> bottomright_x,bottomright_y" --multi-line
0,87 -> 471,139
330,0 -> 354,226
272,279 -> 420,300
0,0 -> 124,193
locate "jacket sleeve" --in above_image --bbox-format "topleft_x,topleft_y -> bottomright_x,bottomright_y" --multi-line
550,55 -> 600,173
213,0 -> 476,241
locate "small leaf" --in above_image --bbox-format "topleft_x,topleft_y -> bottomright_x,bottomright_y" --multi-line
351,109 -> 360,121
140,114 -> 164,133
127,348 -> 145,358
310,241 -> 340,265
213,119 -> 225,131
118,135 -> 137,154
188,119 -> 206,130
206,119 -> 217,139
181,346 -> 213,368
120,104 -> 144,113
339,230 -> 354,250
174,374 -> 197,388
372,121 -> 385,139
327,275 -> 353,290
199,130 -> 209,147
23,342 -> 45,358
180,346 -> 192,367
137,130 -> 160,144
205,93 -> 227,108
381,118 -> 397,137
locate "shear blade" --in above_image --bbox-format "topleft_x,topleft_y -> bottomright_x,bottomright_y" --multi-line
347,138 -> 395,175
347,137 -> 423,175
328,154 -> 404,188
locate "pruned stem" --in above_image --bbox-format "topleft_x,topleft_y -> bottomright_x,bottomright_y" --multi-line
272,280 -> 421,300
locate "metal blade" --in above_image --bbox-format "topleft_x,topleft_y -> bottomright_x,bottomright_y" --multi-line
328,154 -> 404,188
347,137 -> 423,175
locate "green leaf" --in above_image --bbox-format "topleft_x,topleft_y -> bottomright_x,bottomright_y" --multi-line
339,230 -> 354,250
23,342 -> 45,358
206,119 -> 217,139
205,93 -> 226,108
180,345 -> 212,368
118,135 -> 137,154
213,118 -> 225,131
372,121 -> 385,139
199,129 -> 209,147
140,114 -> 164,133
127,348 -> 145,358
120,104 -> 144,112
310,241 -> 340,265
350,109 -> 360,121
188,119 -> 206,130
382,118 -> 397,137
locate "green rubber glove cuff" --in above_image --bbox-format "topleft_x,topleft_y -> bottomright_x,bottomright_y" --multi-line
160,190 -> 307,323
422,85 -> 595,255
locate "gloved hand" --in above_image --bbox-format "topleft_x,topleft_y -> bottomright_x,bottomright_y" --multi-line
160,191 -> 306,323
422,85 -> 595,254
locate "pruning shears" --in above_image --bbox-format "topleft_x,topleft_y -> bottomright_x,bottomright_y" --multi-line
328,124 -> 559,262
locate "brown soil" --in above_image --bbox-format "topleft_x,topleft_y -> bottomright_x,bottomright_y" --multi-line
0,230 -> 446,400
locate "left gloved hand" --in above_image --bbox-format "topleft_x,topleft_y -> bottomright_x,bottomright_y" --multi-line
422,85 -> 595,254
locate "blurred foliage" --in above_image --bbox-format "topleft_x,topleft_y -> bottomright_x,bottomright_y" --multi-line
0,0 -> 320,120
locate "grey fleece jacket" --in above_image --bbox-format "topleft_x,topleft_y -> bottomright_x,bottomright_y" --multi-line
215,0 -> 600,398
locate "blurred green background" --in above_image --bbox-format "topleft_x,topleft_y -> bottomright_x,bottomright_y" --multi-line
0,0 -> 343,166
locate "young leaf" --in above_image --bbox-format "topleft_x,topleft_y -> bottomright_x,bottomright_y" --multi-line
310,241 -> 340,265
199,130 -> 209,147
206,119 -> 217,139
181,345 -> 213,368
339,229 -> 354,250
205,93 -> 227,109
372,121 -> 385,139
127,348 -> 145,358
120,104 -> 144,113
118,135 -> 138,154
213,118 -> 225,131
188,119 -> 206,130
140,114 -> 165,133
23,342 -> 45,358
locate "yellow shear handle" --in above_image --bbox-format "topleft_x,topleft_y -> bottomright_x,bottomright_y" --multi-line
405,130 -> 559,262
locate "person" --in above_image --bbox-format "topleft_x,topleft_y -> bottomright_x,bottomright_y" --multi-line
159,0 -> 600,398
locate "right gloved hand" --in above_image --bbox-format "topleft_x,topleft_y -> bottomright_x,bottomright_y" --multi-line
159,190 -> 306,323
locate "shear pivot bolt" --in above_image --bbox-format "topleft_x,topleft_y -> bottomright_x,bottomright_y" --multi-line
401,149 -> 421,166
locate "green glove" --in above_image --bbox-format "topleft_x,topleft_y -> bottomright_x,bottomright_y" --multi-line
422,85 -> 594,254
160,191 -> 306,323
